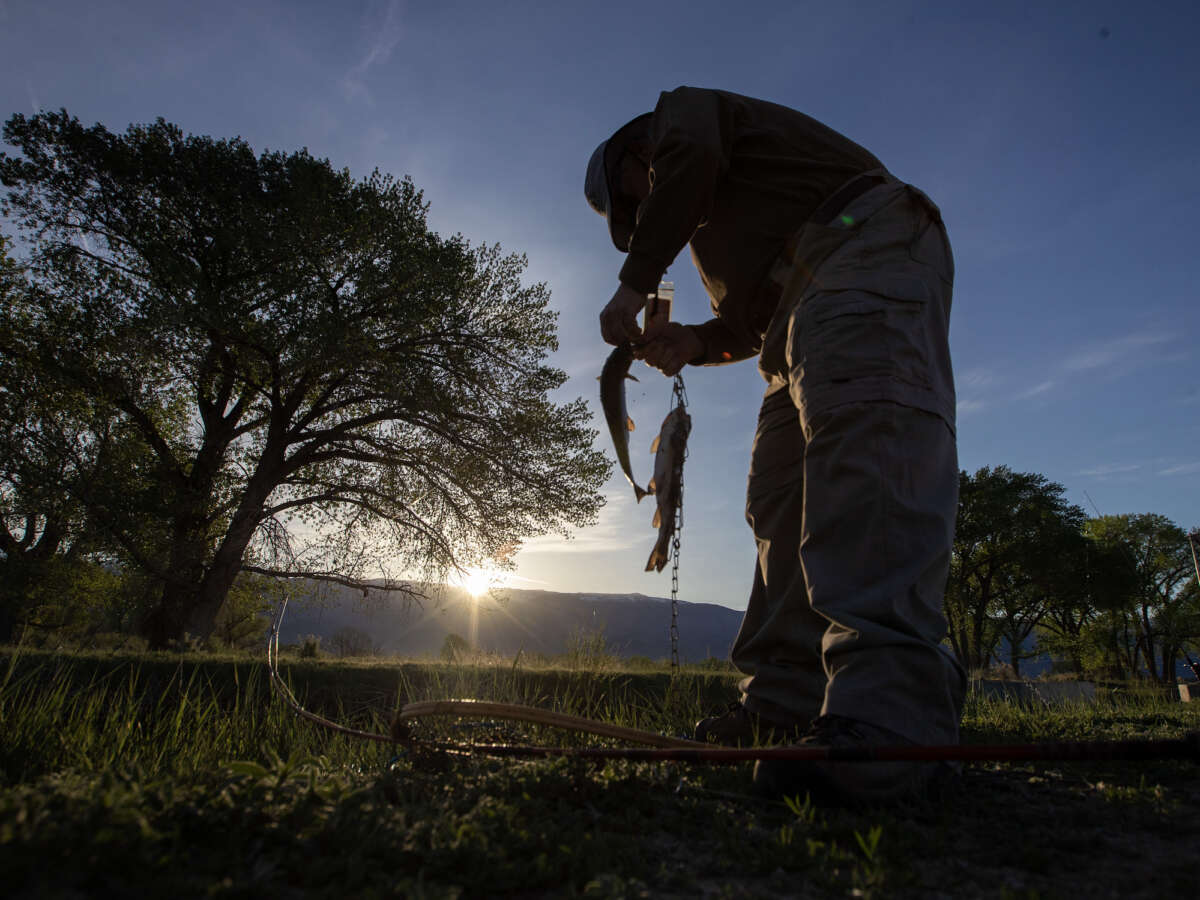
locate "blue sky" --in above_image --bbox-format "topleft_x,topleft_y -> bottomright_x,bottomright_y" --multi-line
2,0 -> 1197,615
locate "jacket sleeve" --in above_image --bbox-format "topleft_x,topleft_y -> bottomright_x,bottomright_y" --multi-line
618,87 -> 736,293
686,319 -> 758,366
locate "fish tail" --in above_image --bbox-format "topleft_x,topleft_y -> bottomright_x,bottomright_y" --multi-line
645,544 -> 668,572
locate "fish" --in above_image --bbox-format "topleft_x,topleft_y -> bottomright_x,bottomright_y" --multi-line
599,343 -> 648,502
645,403 -> 691,572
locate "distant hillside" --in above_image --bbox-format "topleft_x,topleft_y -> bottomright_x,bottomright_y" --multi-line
276,583 -> 744,663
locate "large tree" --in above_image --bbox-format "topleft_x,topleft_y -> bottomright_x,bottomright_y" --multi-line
1034,530 -> 1138,677
0,111 -> 608,647
1085,514 -> 1198,682
945,466 -> 1087,673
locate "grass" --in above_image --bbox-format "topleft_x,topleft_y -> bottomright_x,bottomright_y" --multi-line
1,647 -> 1198,898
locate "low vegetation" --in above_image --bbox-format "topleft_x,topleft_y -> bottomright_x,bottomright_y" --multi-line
2,647 -> 1197,898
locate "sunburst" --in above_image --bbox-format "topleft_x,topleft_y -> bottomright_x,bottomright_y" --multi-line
452,565 -> 508,599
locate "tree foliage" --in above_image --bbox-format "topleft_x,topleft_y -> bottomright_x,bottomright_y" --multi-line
1033,530 -> 1137,676
945,466 -> 1087,673
440,632 -> 472,664
328,625 -> 381,659
0,110 -> 609,647
1083,514 -> 1199,682
946,466 -> 1198,681
0,234 -> 149,640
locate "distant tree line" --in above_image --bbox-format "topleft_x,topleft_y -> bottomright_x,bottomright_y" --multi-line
947,466 -> 1199,683
0,109 -> 607,649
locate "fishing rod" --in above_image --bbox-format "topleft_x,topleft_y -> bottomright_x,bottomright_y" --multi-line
394,733 -> 1200,765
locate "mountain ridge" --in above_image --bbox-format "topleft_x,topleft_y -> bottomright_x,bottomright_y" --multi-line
276,583 -> 744,662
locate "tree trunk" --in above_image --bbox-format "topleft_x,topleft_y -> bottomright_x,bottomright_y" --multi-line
144,539 -> 209,648
1162,648 -> 1176,683
140,415 -> 266,648
182,462 -> 280,643
184,544 -> 249,643
1138,603 -> 1160,681
142,472 -> 221,648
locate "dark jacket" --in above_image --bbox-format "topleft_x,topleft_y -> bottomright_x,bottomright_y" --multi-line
617,87 -> 884,364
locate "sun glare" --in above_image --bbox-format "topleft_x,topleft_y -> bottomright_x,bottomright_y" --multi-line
455,566 -> 502,599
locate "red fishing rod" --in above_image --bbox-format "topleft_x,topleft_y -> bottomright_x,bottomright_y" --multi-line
398,734 -> 1200,764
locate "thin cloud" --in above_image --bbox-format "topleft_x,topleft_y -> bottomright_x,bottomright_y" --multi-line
341,0 -> 404,104
1018,379 -> 1055,398
959,368 -> 999,390
516,490 -> 642,555
1076,463 -> 1141,477
501,572 -> 551,587
956,368 -> 996,416
1061,331 -> 1173,373
1158,461 -> 1200,476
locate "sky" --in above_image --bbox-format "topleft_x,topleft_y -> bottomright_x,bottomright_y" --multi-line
2,0 -> 1198,620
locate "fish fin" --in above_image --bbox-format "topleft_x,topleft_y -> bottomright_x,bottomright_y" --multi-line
652,508 -> 661,528
647,478 -> 656,494
625,416 -> 635,432
634,485 -> 648,502
625,374 -> 639,382
649,434 -> 660,453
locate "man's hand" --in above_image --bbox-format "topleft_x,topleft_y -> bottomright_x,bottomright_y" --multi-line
633,322 -> 704,377
600,283 -> 647,346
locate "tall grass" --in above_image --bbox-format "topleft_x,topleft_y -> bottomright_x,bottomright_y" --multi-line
3,646 -> 1195,789
0,648 -> 741,784
961,681 -> 1199,743
0,650 -> 390,784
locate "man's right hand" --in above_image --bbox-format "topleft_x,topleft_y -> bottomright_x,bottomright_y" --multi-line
633,322 -> 704,376
599,283 -> 648,346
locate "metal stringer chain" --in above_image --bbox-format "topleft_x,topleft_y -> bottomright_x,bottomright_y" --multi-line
669,373 -> 688,674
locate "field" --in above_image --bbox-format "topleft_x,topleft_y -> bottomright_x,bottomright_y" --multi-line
1,647 -> 1198,899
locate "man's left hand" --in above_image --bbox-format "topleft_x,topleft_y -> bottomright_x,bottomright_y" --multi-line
600,283 -> 648,346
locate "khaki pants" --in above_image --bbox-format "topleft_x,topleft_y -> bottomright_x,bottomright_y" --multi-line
732,178 -> 966,746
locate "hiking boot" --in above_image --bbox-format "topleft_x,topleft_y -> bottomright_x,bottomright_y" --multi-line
693,702 -> 806,747
752,714 -> 958,807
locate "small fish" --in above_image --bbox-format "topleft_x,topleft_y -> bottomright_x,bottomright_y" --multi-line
599,343 -> 648,502
645,404 -> 691,572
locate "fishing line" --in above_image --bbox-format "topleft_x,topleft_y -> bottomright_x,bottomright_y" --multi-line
668,371 -> 687,674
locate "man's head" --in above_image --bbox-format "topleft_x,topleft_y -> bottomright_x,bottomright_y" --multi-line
585,112 -> 652,252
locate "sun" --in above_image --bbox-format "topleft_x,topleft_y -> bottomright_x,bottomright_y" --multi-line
453,565 -> 507,599
461,567 -> 492,598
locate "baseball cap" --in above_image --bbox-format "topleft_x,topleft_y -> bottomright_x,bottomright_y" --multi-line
584,112 -> 651,252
